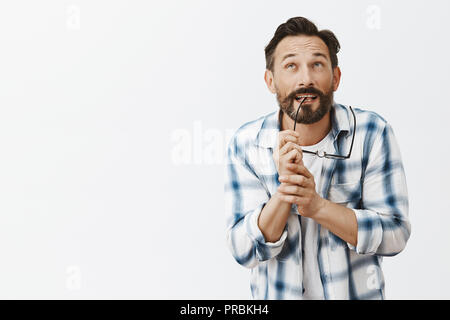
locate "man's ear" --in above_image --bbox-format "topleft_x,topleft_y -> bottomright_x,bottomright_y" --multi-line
264,69 -> 277,94
332,66 -> 341,92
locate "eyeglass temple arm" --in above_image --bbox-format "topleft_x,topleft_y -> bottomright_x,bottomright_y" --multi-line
301,105 -> 356,159
345,106 -> 356,158
293,97 -> 307,131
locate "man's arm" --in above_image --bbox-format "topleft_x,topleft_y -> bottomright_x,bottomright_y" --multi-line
348,122 -> 410,255
278,122 -> 410,255
312,199 -> 358,247
257,192 -> 292,243
277,165 -> 358,247
225,135 -> 289,269
258,129 -> 306,243
225,129 -> 305,267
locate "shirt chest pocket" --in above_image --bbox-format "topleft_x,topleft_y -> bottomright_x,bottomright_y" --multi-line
327,180 -> 362,207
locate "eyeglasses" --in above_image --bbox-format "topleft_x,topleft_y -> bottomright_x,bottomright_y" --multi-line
292,100 -> 356,160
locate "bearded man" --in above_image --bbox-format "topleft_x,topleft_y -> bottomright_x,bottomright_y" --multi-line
224,16 -> 410,300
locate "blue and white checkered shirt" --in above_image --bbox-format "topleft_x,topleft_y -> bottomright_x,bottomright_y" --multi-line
224,103 -> 410,299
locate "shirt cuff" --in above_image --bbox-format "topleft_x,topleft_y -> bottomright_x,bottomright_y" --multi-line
347,209 -> 383,255
244,202 -> 288,261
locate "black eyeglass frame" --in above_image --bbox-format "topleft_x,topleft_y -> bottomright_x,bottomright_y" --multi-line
292,101 -> 356,160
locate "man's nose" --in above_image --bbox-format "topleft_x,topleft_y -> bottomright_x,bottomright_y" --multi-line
296,68 -> 315,88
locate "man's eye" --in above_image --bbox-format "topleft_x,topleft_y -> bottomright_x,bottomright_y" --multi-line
314,62 -> 323,67
286,63 -> 295,69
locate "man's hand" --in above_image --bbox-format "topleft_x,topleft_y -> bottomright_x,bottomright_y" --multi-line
272,132 -> 358,246
277,162 -> 326,218
273,130 -> 303,176
257,129 -> 305,243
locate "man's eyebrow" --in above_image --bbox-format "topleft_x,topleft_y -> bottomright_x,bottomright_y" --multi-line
313,52 -> 328,60
280,53 -> 297,63
280,52 -> 329,63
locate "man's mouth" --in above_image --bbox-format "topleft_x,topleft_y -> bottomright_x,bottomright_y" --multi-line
295,94 -> 318,103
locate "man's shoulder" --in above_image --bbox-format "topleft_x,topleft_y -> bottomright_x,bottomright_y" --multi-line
350,105 -> 390,132
229,110 -> 277,148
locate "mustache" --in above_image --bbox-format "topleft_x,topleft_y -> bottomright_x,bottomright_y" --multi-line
283,87 -> 324,104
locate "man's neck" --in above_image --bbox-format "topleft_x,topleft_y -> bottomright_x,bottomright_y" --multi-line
280,110 -> 332,146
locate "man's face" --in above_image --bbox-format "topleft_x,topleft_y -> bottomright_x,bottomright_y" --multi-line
265,35 -> 341,125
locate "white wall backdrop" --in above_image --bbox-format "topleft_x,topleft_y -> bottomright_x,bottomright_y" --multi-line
0,0 -> 448,299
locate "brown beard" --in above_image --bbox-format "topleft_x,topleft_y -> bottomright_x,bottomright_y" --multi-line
276,82 -> 334,125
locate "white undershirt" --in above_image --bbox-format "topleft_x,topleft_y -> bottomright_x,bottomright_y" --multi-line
299,129 -> 334,300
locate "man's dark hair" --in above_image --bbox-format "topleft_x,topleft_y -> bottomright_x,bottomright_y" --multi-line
264,17 -> 340,72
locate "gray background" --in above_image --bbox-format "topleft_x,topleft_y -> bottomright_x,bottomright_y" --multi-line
0,0 -> 448,299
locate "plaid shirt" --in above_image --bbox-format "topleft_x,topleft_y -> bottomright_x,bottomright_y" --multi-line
224,103 -> 410,299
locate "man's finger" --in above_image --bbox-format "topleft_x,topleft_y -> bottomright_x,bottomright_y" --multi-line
278,174 -> 311,187
285,163 -> 314,179
278,194 -> 303,206
278,134 -> 298,150
278,184 -> 307,196
279,141 -> 303,157
283,148 -> 302,164
281,129 -> 300,138
278,130 -> 300,146
278,180 -> 308,189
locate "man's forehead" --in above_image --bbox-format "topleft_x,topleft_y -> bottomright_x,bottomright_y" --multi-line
275,35 -> 329,61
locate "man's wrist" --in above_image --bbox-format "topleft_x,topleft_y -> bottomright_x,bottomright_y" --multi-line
273,190 -> 294,208
311,196 -> 329,220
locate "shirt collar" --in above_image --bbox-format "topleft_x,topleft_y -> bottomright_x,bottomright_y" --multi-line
255,102 -> 353,149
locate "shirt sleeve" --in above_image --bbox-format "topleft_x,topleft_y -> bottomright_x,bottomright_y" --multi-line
348,122 -> 411,256
224,135 -> 288,269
